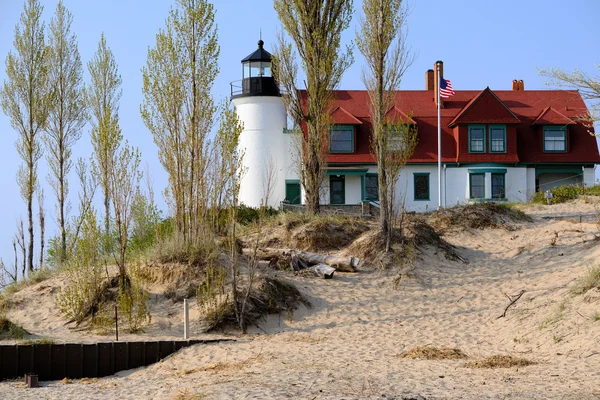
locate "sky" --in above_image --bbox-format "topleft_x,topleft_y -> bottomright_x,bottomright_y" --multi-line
0,0 -> 599,270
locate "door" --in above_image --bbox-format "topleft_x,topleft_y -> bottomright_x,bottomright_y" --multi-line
285,181 -> 301,204
330,176 -> 345,205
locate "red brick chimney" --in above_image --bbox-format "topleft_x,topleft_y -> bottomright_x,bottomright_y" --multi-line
512,79 -> 525,91
426,69 -> 434,90
434,61 -> 444,107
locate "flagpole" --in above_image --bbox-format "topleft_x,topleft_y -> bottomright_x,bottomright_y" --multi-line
437,63 -> 442,210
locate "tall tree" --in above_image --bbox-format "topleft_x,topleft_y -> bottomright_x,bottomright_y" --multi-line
141,0 -> 219,243
539,65 -> 599,126
273,0 -> 354,215
0,0 -> 49,273
357,0 -> 416,251
110,142 -> 142,279
45,1 -> 86,263
86,34 -> 123,236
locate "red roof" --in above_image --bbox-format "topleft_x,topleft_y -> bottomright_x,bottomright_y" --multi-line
385,106 -> 416,125
532,106 -> 576,126
330,106 -> 362,125
298,89 -> 599,164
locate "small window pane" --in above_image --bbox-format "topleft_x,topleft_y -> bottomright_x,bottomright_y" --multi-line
470,128 -> 484,152
330,126 -> 354,152
491,174 -> 505,198
544,129 -> 566,152
414,175 -> 429,200
365,175 -> 378,201
490,128 -> 505,152
470,174 -> 485,198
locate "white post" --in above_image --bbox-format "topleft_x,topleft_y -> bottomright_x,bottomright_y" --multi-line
437,63 -> 442,209
183,298 -> 189,340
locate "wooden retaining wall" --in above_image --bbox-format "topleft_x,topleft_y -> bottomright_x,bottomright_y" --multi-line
0,339 -> 231,381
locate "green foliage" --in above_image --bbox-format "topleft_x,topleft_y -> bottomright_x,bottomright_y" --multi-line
147,229 -> 219,269
196,263 -> 229,330
19,338 -> 55,345
531,184 -> 594,204
117,262 -> 151,333
570,265 -> 600,295
0,316 -> 29,339
55,208 -> 103,324
129,191 -> 162,254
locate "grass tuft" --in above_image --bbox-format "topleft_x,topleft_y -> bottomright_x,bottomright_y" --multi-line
570,265 -> 600,295
397,346 -> 468,360
465,355 -> 536,369
0,316 -> 29,339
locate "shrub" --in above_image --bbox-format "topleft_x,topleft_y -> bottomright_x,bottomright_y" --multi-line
0,316 -> 29,339
56,209 -> 104,325
570,265 -> 600,295
465,355 -> 536,369
117,262 -> 151,333
531,184 -> 583,205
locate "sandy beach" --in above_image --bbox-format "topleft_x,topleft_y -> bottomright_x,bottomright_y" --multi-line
1,200 -> 600,399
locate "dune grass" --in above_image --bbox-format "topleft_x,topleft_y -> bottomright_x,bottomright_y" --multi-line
570,265 -> 600,295
465,355 -> 536,369
398,346 -> 468,360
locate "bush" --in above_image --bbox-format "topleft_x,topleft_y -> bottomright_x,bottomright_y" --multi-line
56,209 -> 104,325
570,265 -> 600,295
531,184 -> 585,205
117,262 -> 151,333
146,229 -> 220,268
0,316 -> 29,339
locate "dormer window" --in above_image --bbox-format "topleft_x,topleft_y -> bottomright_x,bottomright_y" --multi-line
468,125 -> 485,153
489,125 -> 506,153
329,125 -> 354,153
543,126 -> 567,152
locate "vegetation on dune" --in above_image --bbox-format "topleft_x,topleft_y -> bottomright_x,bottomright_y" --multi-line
465,355 -> 536,369
398,346 -> 468,360
428,202 -> 531,233
0,315 -> 29,340
570,265 -> 600,295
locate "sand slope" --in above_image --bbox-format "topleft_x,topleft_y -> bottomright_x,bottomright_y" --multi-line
1,201 -> 600,399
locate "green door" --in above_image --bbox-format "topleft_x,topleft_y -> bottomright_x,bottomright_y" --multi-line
285,181 -> 301,204
330,176 -> 345,205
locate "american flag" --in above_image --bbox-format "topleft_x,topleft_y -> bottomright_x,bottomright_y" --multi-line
440,77 -> 455,98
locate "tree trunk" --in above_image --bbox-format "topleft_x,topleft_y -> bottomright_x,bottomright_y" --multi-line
248,248 -> 359,272
27,185 -> 34,274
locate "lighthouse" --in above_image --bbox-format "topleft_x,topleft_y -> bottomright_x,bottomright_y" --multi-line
231,40 -> 293,209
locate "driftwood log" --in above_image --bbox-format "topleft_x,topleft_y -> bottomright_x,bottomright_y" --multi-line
308,264 -> 336,279
243,248 -> 360,273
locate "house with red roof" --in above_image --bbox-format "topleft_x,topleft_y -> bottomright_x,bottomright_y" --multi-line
232,41 -> 599,211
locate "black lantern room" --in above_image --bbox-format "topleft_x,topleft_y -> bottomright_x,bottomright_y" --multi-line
231,40 -> 280,99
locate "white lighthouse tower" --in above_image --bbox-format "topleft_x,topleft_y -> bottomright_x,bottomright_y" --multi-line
231,40 -> 292,209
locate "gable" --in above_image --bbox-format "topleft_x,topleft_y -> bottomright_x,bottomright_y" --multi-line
330,106 -> 362,125
448,87 -> 520,127
531,106 -> 576,125
385,106 -> 416,125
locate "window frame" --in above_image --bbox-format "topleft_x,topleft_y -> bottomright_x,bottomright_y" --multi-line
491,173 -> 506,199
468,125 -> 486,153
469,173 -> 486,199
543,126 -> 567,153
489,124 -> 507,153
413,173 -> 430,201
329,124 -> 355,153
364,173 -> 379,201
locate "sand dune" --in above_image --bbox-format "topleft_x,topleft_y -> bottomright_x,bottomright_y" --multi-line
1,201 -> 600,399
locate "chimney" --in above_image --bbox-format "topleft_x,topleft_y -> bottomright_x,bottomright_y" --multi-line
434,61 -> 444,107
512,79 -> 525,91
426,69 -> 434,90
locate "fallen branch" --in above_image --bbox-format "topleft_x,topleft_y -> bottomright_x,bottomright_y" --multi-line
243,248 -> 359,272
497,290 -> 525,319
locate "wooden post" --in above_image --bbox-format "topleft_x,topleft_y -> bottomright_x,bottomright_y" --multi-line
183,299 -> 189,340
114,305 -> 119,341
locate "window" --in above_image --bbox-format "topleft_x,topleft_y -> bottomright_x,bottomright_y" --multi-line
469,173 -> 485,199
414,173 -> 430,201
285,180 -> 301,204
329,125 -> 354,153
491,173 -> 505,199
489,125 -> 506,153
469,125 -> 485,153
365,174 -> 379,201
543,127 -> 566,152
